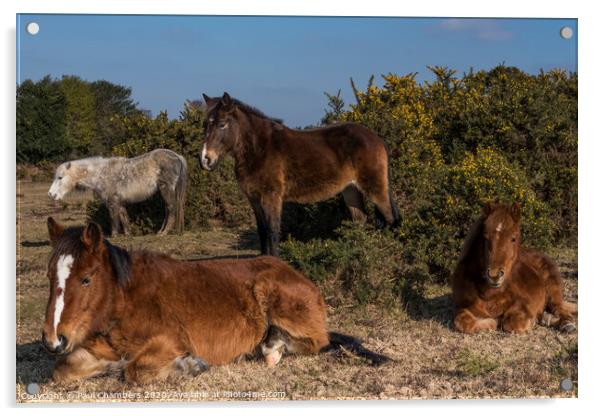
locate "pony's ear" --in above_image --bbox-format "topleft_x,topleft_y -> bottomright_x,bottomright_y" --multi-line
510,202 -> 521,222
81,222 -> 104,253
65,162 -> 71,170
47,217 -> 64,246
202,93 -> 216,106
482,201 -> 494,216
221,92 -> 232,109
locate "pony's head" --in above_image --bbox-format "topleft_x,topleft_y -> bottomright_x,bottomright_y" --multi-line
48,162 -> 77,200
480,202 -> 521,288
42,217 -> 131,355
200,92 -> 241,171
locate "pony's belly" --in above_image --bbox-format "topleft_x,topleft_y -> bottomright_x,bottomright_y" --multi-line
118,180 -> 158,203
285,177 -> 356,204
188,324 -> 264,365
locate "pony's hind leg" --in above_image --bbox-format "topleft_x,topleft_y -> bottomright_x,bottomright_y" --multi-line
260,325 -> 328,367
157,181 -> 177,235
544,262 -> 577,333
260,325 -> 289,367
358,173 -> 398,228
269,303 -> 330,356
342,185 -> 367,222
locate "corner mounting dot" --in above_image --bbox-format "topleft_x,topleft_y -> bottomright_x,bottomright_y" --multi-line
26,22 -> 40,36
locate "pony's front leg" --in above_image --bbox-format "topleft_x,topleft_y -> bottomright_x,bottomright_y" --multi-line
118,206 -> 131,236
52,338 -> 122,385
250,198 -> 268,255
502,303 -> 536,334
454,307 -> 498,334
123,335 -> 208,384
261,195 -> 283,257
107,198 -> 122,237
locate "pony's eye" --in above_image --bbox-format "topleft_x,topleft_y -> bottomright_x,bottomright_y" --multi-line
219,122 -> 228,129
511,237 -> 517,242
57,176 -> 63,180
81,277 -> 91,286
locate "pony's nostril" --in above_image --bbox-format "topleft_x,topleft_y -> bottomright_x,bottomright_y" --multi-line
57,334 -> 67,351
498,270 -> 505,278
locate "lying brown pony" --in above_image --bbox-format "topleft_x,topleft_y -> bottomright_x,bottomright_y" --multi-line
42,217 -> 389,384
452,202 -> 577,334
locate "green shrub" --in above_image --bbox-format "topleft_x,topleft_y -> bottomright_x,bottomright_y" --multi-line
445,147 -> 554,247
281,222 -> 415,309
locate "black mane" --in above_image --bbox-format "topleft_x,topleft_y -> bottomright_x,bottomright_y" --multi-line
212,96 -> 283,124
104,240 -> 131,287
49,226 -> 132,287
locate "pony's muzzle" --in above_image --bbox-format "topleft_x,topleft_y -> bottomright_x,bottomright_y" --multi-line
42,332 -> 68,355
200,144 -> 218,171
486,268 -> 505,287
200,155 -> 216,171
48,190 -> 62,201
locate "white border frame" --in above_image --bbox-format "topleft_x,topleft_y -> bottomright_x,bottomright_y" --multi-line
3,1 -> 600,414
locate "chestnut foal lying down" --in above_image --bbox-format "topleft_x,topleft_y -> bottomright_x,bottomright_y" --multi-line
42,218 -> 389,384
452,202 -> 577,334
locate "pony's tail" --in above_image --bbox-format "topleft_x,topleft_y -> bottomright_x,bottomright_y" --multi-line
321,331 -> 391,366
174,156 -> 188,234
375,146 -> 401,229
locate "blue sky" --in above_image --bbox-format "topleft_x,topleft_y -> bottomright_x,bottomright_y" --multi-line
17,15 -> 577,127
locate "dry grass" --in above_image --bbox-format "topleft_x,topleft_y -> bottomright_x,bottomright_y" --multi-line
16,181 -> 578,402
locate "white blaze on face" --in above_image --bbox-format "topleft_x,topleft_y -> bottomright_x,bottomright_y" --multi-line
495,222 -> 503,232
52,254 -> 74,346
201,143 -> 209,169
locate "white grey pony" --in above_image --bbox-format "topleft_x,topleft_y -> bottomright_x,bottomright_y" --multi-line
48,149 -> 187,237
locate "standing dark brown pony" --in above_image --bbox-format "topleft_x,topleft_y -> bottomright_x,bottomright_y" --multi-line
451,202 -> 577,334
199,92 -> 399,256
42,217 -> 389,384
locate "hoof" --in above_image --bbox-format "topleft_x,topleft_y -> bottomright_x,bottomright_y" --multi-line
560,321 -> 577,333
539,312 -> 559,327
174,354 -> 209,377
264,350 -> 282,367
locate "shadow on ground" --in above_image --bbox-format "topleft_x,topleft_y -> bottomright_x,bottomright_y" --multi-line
17,341 -> 55,385
231,228 -> 260,252
186,254 -> 258,262
403,284 -> 454,328
20,240 -> 49,248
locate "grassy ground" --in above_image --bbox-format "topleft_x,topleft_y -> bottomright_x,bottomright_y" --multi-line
16,181 -> 578,402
